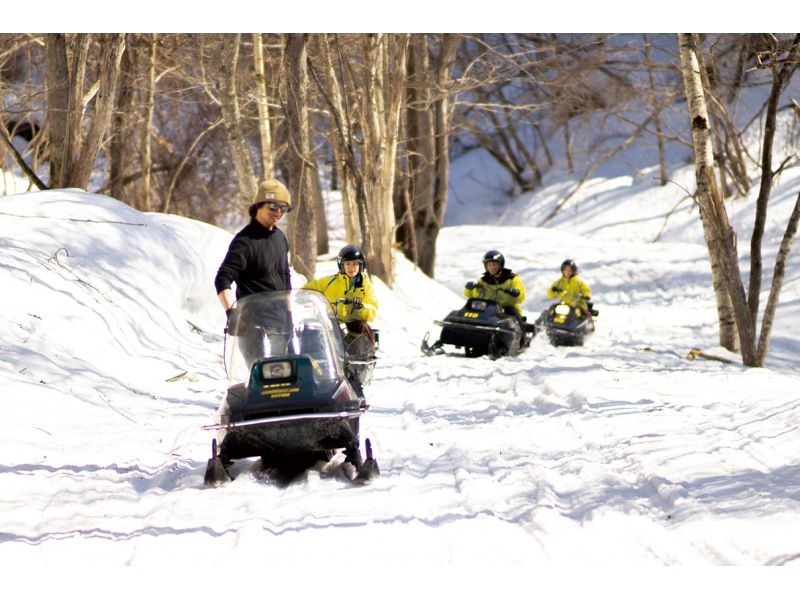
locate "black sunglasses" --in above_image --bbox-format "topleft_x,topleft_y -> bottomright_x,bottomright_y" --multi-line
264,201 -> 292,214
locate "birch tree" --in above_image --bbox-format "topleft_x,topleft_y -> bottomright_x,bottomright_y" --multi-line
218,33 -> 258,202
313,34 -> 359,244
309,33 -> 408,285
678,33 -> 748,357
678,33 -> 800,367
356,33 -> 409,285
252,33 -> 274,178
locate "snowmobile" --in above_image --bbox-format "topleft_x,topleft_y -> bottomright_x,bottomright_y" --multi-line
535,299 -> 597,347
203,290 -> 379,487
420,297 -> 535,359
335,298 -> 379,395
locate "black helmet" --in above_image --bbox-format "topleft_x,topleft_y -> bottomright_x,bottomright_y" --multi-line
561,259 -> 577,275
483,249 -> 505,269
337,244 -> 366,273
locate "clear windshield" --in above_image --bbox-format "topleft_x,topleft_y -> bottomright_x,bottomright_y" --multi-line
225,290 -> 346,386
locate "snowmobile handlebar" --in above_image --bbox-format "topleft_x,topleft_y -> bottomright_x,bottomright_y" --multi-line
335,297 -> 360,306
334,297 -> 364,311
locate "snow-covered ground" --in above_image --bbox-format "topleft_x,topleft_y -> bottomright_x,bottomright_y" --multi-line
1,155 -> 799,592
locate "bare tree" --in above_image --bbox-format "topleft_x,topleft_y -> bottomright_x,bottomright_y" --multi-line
313,34 -> 359,244
679,33 -> 747,356
218,33 -> 258,202
44,33 -> 126,190
748,34 -> 800,364
696,35 -> 750,199
110,35 -> 135,201
356,33 -> 409,285
140,33 -> 157,211
252,33 -> 274,179
643,33 -> 667,186
678,33 -> 800,367
308,33 -> 408,285
309,122 -> 329,255
283,33 -> 316,280
397,33 -> 460,277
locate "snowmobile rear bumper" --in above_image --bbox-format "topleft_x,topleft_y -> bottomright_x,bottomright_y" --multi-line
213,410 -> 366,462
202,408 -> 366,431
433,320 -> 508,335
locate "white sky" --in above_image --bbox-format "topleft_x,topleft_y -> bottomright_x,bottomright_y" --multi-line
19,3 -> 793,34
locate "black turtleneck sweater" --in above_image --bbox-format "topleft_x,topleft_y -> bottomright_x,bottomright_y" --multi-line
214,220 -> 291,299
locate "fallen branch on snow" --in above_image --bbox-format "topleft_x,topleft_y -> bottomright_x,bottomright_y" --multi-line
686,348 -> 735,364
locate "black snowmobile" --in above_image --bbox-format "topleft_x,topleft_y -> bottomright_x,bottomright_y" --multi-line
535,299 -> 597,347
203,290 -> 379,487
421,297 -> 534,359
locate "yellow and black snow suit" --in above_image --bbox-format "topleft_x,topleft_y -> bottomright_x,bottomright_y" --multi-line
303,271 -> 378,324
547,275 -> 592,312
464,268 -> 526,318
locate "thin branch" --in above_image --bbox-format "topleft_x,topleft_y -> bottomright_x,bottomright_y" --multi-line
0,126 -> 48,190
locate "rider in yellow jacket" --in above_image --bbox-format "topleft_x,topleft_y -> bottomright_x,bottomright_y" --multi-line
303,245 -> 378,325
464,250 -> 526,318
547,259 -> 592,314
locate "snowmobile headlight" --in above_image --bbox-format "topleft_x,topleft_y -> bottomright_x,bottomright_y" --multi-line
471,300 -> 488,311
554,304 -> 571,316
260,361 -> 293,380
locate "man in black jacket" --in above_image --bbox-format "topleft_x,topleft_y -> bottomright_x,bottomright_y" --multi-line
214,178 -> 293,364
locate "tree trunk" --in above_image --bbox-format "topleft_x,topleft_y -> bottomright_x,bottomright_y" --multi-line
756,193 -> 800,366
678,33 -> 756,364
110,37 -> 134,201
65,34 -> 91,185
218,34 -> 258,202
283,33 -> 316,280
48,33 -> 125,191
78,34 -> 124,189
563,120 -> 574,174
44,33 -> 70,187
402,35 -> 436,274
748,34 -> 800,327
140,33 -> 157,211
695,40 -> 750,198
309,126 -> 329,255
252,33 -> 274,179
316,34 -> 359,244
359,33 -> 409,286
643,34 -> 667,186
432,33 -> 459,228
399,34 -> 459,277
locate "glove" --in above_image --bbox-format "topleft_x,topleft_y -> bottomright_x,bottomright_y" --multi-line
224,307 -> 236,333
350,297 -> 363,310
551,286 -> 559,293
503,287 -> 520,298
465,281 -> 476,290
